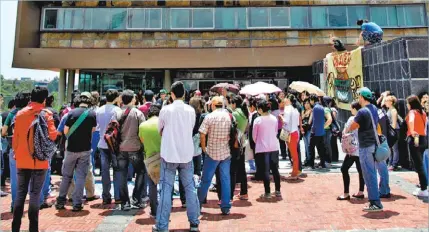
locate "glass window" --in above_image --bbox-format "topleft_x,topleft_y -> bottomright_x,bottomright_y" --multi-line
147,9 -> 162,28
237,8 -> 246,29
311,7 -> 328,28
387,6 -> 398,26
193,9 -> 213,28
271,7 -> 289,27
64,9 -> 84,29
111,9 -> 127,30
215,8 -> 236,29
44,9 -> 58,29
249,8 -> 269,27
347,6 -> 367,26
291,7 -> 309,28
86,8 -> 110,30
328,6 -> 347,27
129,9 -> 145,28
171,9 -> 191,28
370,7 -> 388,26
399,5 -> 425,26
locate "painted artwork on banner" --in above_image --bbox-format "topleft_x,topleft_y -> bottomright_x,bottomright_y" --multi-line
326,47 -> 363,110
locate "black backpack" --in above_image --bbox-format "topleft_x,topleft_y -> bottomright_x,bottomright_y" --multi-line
27,110 -> 57,161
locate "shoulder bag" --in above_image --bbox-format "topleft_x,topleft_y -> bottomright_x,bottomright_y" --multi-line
365,107 -> 391,162
66,109 -> 89,139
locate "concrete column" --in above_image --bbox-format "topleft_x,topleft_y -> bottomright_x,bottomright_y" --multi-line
163,70 -> 172,91
67,69 -> 76,103
58,69 -> 66,107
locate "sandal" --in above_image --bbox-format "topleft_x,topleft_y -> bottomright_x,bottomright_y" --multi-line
285,175 -> 299,180
337,195 -> 351,201
352,194 -> 365,199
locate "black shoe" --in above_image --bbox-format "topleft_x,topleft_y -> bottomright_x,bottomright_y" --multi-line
40,202 -> 52,210
120,203 -> 131,211
72,205 -> 83,212
363,203 -> 383,212
103,199 -> 112,205
221,210 -> 230,216
190,223 -> 199,232
55,203 -> 65,210
380,193 -> 391,199
86,195 -> 100,202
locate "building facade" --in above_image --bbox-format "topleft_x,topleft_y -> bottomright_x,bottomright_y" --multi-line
13,1 -> 429,105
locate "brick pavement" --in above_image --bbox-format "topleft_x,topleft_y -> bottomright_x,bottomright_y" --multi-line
2,171 -> 426,232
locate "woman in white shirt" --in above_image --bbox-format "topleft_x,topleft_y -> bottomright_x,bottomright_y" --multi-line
280,95 -> 301,180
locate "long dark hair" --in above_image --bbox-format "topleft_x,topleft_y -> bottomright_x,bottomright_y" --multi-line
231,95 -> 249,119
287,94 -> 298,109
407,95 -> 423,114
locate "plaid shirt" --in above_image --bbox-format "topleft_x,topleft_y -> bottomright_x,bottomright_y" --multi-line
199,109 -> 231,161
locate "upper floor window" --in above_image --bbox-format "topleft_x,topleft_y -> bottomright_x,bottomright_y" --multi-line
41,4 -> 427,31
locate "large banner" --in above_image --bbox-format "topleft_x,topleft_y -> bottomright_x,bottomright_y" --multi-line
326,47 -> 363,110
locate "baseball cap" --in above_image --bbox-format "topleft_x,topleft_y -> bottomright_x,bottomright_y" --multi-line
358,87 -> 373,99
80,92 -> 92,99
159,89 -> 167,94
211,96 -> 224,106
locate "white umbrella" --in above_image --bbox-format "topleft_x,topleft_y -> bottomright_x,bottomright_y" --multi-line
289,81 -> 325,96
239,82 -> 282,96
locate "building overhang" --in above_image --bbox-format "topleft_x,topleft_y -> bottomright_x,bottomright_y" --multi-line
12,45 -> 357,70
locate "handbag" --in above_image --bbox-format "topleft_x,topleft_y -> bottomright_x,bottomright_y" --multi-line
365,108 -> 391,162
144,152 -> 161,184
330,111 -> 341,137
279,107 -> 293,141
386,124 -> 398,147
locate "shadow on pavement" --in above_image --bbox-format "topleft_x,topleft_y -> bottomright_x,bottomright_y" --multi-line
55,210 -> 90,217
362,210 -> 400,219
255,197 -> 282,203
348,198 -> 367,205
232,200 -> 252,207
90,203 -> 116,210
1,212 -> 14,220
200,212 -> 246,221
136,217 -> 156,225
380,194 -> 407,202
201,200 -> 221,209
171,207 -> 186,213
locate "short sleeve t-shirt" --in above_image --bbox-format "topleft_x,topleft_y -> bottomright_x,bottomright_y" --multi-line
312,103 -> 326,136
362,22 -> 383,33
139,116 -> 161,159
354,104 -> 379,148
65,107 -> 97,152
324,107 -> 332,129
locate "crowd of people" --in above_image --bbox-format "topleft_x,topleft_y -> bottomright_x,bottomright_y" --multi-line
0,79 -> 428,232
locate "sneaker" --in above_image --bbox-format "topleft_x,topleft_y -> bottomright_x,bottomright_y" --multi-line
190,223 -> 199,232
102,199 -> 112,205
413,189 -> 429,197
118,203 -> 131,211
221,210 -> 230,216
274,191 -> 282,198
72,205 -> 83,212
55,202 -> 65,210
142,196 -> 150,203
0,191 -> 8,197
260,193 -> 272,199
152,225 -> 168,232
363,204 -> 383,212
238,194 -> 248,200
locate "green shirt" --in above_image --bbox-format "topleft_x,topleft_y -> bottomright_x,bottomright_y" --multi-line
324,107 -> 332,129
232,108 -> 248,133
4,108 -> 20,127
138,116 -> 161,158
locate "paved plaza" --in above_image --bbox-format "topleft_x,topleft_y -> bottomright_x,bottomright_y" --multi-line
1,142 -> 428,232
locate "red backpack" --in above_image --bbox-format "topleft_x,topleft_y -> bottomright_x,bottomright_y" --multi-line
104,108 -> 131,154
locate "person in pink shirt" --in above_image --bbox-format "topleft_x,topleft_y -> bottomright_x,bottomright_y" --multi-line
252,99 -> 281,199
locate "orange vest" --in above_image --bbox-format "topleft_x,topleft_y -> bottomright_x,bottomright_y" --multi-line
406,111 -> 427,137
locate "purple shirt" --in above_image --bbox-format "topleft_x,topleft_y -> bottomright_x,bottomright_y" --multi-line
252,114 -> 280,154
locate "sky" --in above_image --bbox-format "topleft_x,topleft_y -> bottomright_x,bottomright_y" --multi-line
1,0 -> 59,81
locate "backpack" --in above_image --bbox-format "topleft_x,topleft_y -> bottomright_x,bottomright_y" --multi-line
104,108 -> 131,154
27,110 -> 57,161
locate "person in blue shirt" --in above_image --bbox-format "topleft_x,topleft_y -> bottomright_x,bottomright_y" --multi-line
306,94 -> 328,170
356,19 -> 383,45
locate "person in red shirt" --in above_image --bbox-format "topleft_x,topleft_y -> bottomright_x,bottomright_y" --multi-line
11,87 -> 57,232
138,90 -> 154,118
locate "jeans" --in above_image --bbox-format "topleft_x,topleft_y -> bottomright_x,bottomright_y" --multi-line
117,151 -> 147,204
67,161 -> 95,199
324,130 -> 333,163
303,131 -> 311,164
389,140 -> 400,167
9,149 -> 17,208
359,145 -> 382,208
199,155 -> 231,213
341,155 -> 364,193
423,150 -> 429,183
157,159 -> 200,230
248,159 -> 256,171
57,150 -> 90,206
91,131 -> 100,175
12,169 -> 47,232
408,139 -> 428,191
376,160 -> 390,195
256,151 -> 281,194
149,178 -> 158,216
100,148 -> 119,201
309,135 -> 327,168
39,162 -> 51,205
